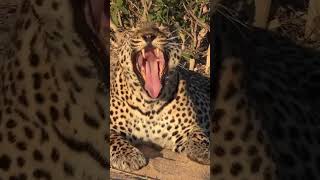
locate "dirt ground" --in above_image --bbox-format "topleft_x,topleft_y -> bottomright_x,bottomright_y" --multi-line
110,145 -> 210,180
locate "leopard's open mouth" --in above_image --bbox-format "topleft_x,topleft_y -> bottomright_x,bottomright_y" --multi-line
133,47 -> 168,99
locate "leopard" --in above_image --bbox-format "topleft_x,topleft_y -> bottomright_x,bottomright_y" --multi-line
110,22 -> 210,172
211,7 -> 320,180
0,0 -> 109,179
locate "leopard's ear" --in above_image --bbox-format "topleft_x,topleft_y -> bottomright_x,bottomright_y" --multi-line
158,24 -> 167,31
131,26 -> 137,31
158,24 -> 172,36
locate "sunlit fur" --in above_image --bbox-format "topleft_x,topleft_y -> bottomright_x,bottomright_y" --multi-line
110,22 -> 210,172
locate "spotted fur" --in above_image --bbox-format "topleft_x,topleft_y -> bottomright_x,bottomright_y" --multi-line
211,9 -> 320,180
110,23 -> 210,171
0,0 -> 108,179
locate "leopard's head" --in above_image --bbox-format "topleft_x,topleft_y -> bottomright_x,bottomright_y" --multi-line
118,22 -> 181,99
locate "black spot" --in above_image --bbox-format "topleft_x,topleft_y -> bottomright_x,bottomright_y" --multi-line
162,133 -> 168,138
53,31 -> 63,39
30,33 -> 38,47
35,0 -> 44,6
75,65 -> 92,78
16,142 -> 27,151
44,72 -> 50,79
231,116 -> 241,125
6,119 -> 17,128
172,131 -> 178,136
240,123 -> 254,141
33,150 -> 43,161
251,157 -> 262,173
49,106 -> 59,121
18,95 -> 29,107
19,173 -> 27,180
224,130 -> 235,141
36,111 -> 47,125
69,90 -> 77,104
7,131 -> 16,143
9,72 -> 13,81
63,162 -> 74,176
17,70 -> 24,80
71,77 -> 82,92
20,0 -> 30,14
50,93 -> 58,103
224,82 -> 238,100
33,168 -> 52,180
14,109 -> 30,121
63,43 -> 72,56
29,53 -> 40,66
230,162 -> 243,176
35,93 -> 45,104
40,128 -> 49,144
17,157 -> 25,167
83,114 -> 100,129
96,101 -> 105,119
248,145 -> 258,156
213,146 -> 225,157
211,164 -> 223,175
5,107 -> 12,114
24,126 -> 34,139
63,103 -> 71,122
212,108 -> 225,121
230,146 -> 242,155
72,39 -> 81,47
175,136 -> 183,143
32,73 -> 42,89
9,176 -> 18,180
51,148 -> 60,162
0,154 -> 11,171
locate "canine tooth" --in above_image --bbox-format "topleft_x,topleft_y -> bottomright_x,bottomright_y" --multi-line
142,49 -> 145,58
156,48 -> 160,56
141,66 -> 146,79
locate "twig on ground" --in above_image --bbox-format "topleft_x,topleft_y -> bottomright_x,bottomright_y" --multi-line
205,45 -> 210,75
110,167 -> 160,180
183,3 -> 209,31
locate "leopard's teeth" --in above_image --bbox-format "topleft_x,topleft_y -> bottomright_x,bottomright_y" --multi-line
141,66 -> 146,79
159,61 -> 164,77
156,48 -> 160,57
142,49 -> 145,59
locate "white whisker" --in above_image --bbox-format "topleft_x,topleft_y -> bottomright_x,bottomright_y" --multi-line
166,43 -> 181,46
167,29 -> 179,35
167,36 -> 179,40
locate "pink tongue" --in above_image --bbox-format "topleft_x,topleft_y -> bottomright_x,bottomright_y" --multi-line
144,53 -> 162,98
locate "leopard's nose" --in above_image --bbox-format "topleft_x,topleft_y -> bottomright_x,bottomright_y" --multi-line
142,34 -> 156,44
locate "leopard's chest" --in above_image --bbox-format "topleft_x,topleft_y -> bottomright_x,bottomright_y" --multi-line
111,98 -> 198,148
